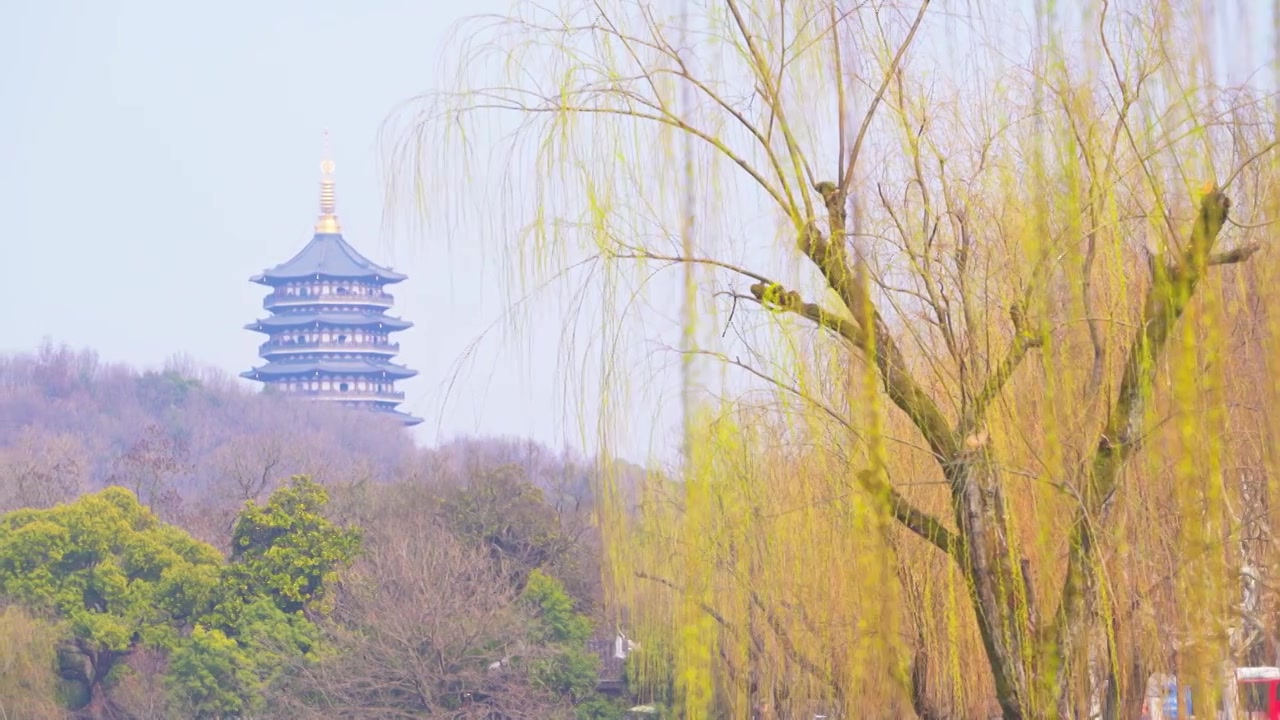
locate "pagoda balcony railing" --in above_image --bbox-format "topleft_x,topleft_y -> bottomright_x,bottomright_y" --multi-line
289,388 -> 406,402
259,339 -> 400,356
264,291 -> 395,309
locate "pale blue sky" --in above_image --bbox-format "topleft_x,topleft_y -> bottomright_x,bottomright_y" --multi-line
0,0 -> 657,457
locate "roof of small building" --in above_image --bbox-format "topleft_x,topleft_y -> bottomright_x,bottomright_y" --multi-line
245,311 -> 413,333
251,232 -> 407,285
241,358 -> 418,381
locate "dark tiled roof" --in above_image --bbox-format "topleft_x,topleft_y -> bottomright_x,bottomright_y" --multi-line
251,233 -> 407,285
245,312 -> 413,333
241,359 -> 418,381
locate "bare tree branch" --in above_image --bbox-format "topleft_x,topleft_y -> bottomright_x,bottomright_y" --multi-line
1046,187 -> 1240,692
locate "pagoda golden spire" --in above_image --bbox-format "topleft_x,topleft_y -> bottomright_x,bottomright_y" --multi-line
315,131 -> 342,234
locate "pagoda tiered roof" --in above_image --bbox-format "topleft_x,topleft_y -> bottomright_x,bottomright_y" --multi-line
241,358 -> 418,381
250,232 -> 406,285
243,140 -> 421,427
245,311 -> 413,333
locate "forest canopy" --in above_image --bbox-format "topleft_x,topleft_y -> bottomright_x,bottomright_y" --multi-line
0,473 -> 635,719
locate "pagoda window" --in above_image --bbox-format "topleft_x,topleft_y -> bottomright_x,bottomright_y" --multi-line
338,334 -> 348,344
339,382 -> 350,392
337,286 -> 349,295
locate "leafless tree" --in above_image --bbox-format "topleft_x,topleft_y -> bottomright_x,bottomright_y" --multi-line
276,505 -> 572,719
0,426 -> 88,512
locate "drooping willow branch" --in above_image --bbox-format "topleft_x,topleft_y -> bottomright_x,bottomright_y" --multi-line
1045,187 -> 1247,693
960,303 -> 1046,435
634,570 -> 839,696
743,280 -> 958,556
791,213 -> 960,462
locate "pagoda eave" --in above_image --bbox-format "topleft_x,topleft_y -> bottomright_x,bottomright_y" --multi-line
252,231 -> 408,285
245,361 -> 418,380
248,313 -> 413,332
252,271 -> 408,286
385,409 -> 424,426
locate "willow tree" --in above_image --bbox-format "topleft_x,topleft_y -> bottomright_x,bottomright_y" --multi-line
412,0 -> 1280,717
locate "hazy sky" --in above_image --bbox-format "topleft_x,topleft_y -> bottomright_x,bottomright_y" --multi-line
0,0 -> 659,457
2,1 -> 1274,465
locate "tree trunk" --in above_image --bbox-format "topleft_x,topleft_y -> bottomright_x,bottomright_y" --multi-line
1100,626 -> 1149,720
949,453 -> 1037,719
910,645 -> 949,720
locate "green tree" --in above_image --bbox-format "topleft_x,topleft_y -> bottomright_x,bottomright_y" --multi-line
522,570 -> 626,718
220,474 -> 361,618
173,475 -> 357,714
166,597 -> 320,718
523,569 -> 593,646
0,486 -> 222,711
165,625 -> 258,718
134,369 -> 202,412
443,466 -> 578,588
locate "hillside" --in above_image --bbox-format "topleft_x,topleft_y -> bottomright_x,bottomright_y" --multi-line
0,343 -> 658,718
0,342 -> 651,544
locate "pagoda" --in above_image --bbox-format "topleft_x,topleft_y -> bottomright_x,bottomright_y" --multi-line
242,149 -> 422,426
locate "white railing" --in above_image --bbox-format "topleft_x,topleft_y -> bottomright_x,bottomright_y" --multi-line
264,292 -> 394,309
286,388 -> 406,402
259,340 -> 400,355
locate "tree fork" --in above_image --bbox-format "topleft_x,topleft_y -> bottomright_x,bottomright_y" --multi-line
1044,187 -> 1244,709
